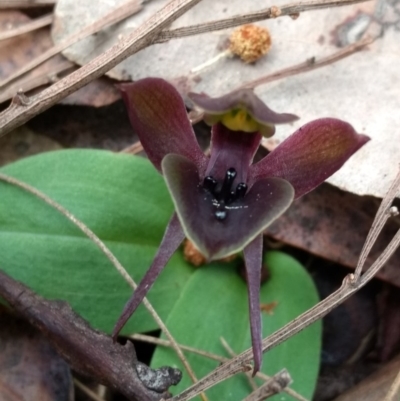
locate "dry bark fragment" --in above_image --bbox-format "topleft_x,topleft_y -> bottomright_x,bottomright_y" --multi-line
0,270 -> 181,401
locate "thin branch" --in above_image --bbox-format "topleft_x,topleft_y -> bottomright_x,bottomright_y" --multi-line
0,172 -> 200,392
0,14 -> 53,42
276,384 -> 309,401
383,369 -> 400,401
132,333 -> 226,363
169,169 -> 400,401
0,0 -> 203,136
155,0 -> 371,43
220,337 -> 258,392
0,270 -> 169,401
0,61 -> 74,104
73,379 -> 106,401
0,0 -> 56,7
132,334 -> 310,401
353,167 -> 400,281
238,36 -> 373,90
0,0 -> 143,89
243,370 -> 292,401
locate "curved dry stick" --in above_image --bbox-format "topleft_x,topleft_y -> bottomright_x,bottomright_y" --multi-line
0,0 -> 55,7
0,14 -> 53,42
156,0 -> 371,43
237,37 -> 373,90
353,167 -> 400,280
0,269 -> 167,401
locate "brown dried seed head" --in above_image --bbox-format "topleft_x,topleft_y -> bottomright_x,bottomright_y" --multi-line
229,24 -> 272,64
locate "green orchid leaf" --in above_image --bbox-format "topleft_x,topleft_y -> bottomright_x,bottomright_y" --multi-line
0,149 -> 193,334
151,251 -> 321,401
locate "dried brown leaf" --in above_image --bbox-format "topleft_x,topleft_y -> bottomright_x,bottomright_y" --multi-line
265,183 -> 400,287
60,76 -> 120,107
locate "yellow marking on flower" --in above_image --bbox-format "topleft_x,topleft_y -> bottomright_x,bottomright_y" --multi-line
221,108 -> 259,133
203,107 -> 276,137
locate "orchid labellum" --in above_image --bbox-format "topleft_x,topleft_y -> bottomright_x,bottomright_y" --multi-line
112,78 -> 369,373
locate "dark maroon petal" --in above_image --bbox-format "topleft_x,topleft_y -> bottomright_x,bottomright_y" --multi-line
206,123 -> 261,185
249,118 -> 370,198
112,214 -> 185,339
162,154 -> 294,260
243,234 -> 264,375
119,78 -> 207,173
189,89 -> 298,125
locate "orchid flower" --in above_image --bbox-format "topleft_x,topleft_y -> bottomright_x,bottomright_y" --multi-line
112,78 -> 369,373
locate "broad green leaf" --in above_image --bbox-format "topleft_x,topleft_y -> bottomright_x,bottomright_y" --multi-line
151,251 -> 321,401
0,149 -> 193,333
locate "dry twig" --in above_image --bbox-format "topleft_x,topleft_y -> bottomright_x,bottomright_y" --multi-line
0,0 -> 56,7
0,13 -> 53,42
243,370 -> 292,401
353,171 -> 400,281
0,61 -> 74,104
156,0 -> 370,43
132,333 -> 226,363
0,270 -> 176,401
220,337 -> 258,392
238,37 -> 373,90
